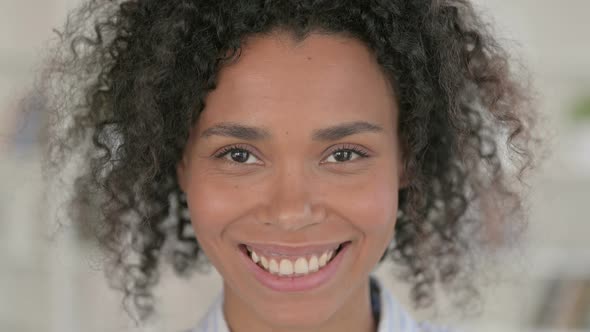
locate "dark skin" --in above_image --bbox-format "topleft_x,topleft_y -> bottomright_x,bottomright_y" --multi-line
177,31 -> 406,332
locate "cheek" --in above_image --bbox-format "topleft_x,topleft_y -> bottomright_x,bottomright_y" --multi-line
336,169 -> 399,233
184,172 -> 247,241
355,189 -> 397,237
184,158 -> 400,241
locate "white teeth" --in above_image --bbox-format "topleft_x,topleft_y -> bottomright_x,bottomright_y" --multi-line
245,244 -> 344,276
279,259 -> 294,276
294,257 -> 309,274
308,255 -> 319,272
318,252 -> 328,267
251,250 -> 260,263
269,259 -> 279,274
260,256 -> 269,269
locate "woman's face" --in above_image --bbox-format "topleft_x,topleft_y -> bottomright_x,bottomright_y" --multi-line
177,31 -> 404,329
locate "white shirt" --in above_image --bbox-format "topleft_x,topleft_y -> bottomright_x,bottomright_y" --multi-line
185,276 -> 457,332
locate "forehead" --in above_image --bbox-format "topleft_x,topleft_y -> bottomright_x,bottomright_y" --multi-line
197,31 -> 397,132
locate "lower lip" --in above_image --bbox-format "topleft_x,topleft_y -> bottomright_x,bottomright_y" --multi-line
238,242 -> 351,292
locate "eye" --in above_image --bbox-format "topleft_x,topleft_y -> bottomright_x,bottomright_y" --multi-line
323,144 -> 370,164
213,144 -> 262,165
213,143 -> 371,166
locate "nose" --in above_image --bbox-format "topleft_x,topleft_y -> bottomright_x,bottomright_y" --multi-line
265,162 -> 322,231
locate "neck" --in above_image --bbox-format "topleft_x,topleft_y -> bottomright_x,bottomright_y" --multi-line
223,277 -> 376,332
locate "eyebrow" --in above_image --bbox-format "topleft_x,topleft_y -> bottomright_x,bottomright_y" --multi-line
199,120 -> 384,141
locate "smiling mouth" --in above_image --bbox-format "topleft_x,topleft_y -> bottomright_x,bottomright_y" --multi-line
239,241 -> 350,277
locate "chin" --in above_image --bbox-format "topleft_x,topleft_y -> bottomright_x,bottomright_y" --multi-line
254,298 -> 339,329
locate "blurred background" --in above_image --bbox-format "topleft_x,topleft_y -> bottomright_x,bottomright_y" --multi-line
1,0 -> 589,331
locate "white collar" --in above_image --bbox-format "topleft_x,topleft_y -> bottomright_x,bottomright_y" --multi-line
186,276 -> 452,332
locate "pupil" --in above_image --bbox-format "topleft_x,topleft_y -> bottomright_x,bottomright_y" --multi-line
335,151 -> 351,162
231,150 -> 249,163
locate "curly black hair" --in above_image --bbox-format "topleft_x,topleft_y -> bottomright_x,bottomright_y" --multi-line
38,0 -> 539,324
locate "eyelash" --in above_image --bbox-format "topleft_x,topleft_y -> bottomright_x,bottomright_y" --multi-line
213,143 -> 370,166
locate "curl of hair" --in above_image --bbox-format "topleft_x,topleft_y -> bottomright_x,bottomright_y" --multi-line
39,0 -> 540,323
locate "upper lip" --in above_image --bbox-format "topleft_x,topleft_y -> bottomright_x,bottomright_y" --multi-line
241,241 -> 348,257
